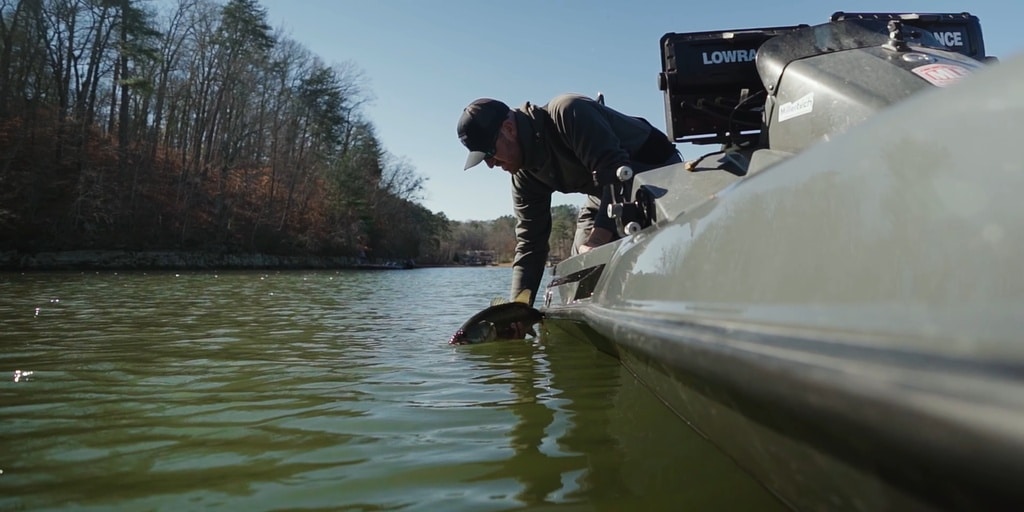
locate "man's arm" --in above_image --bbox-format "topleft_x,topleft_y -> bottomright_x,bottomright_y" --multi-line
510,173 -> 552,306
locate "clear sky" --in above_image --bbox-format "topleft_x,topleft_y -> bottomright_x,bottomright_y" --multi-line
256,0 -> 1023,222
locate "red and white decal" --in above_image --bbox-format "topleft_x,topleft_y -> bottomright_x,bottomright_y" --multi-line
912,63 -> 973,87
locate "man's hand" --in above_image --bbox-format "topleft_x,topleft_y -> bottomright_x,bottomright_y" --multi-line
497,321 -> 533,339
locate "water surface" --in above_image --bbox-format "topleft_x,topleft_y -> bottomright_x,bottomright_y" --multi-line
0,268 -> 784,511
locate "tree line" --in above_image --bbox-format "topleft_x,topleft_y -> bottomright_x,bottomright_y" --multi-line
445,205 -> 579,265
0,0 -> 576,265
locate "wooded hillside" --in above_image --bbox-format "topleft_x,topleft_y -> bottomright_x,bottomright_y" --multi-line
0,0 -> 576,266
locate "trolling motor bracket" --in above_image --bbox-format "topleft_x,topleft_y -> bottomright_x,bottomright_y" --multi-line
605,165 -> 651,237
882,20 -> 909,52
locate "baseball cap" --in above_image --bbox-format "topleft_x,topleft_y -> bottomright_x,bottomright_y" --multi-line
457,98 -> 510,170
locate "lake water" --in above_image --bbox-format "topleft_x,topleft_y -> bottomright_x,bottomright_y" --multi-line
0,267 -> 785,511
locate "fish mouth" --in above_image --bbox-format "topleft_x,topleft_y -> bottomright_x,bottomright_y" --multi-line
449,329 -> 466,345
449,322 -> 498,345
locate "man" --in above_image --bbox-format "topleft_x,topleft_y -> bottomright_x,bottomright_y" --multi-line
457,94 -> 680,313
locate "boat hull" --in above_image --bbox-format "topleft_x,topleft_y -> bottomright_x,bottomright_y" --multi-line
543,50 -> 1024,511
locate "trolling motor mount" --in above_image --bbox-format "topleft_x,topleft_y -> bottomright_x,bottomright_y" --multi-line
606,165 -> 655,237
883,20 -> 909,52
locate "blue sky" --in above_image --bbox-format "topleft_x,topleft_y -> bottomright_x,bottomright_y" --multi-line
256,0 -> 1023,222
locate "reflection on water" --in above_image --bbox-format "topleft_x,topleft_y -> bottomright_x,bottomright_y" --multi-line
0,269 -> 783,511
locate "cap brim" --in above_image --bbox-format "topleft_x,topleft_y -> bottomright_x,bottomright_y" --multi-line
463,151 -> 487,170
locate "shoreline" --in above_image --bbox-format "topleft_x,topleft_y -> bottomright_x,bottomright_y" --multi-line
0,250 -> 406,271
0,250 -> 518,271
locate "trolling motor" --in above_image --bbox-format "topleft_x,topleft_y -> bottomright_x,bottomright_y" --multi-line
605,165 -> 656,237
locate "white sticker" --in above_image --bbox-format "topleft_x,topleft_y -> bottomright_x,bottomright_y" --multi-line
912,63 -> 972,87
778,92 -> 814,122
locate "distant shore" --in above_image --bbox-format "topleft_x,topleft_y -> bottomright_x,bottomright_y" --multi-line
0,250 -> 531,271
0,250 -> 408,271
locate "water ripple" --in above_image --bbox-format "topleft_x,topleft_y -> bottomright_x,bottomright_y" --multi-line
0,269 -> 783,511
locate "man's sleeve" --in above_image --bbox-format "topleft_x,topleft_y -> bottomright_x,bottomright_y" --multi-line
510,174 -> 552,306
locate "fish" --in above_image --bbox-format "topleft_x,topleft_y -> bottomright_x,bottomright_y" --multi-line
449,290 -> 544,345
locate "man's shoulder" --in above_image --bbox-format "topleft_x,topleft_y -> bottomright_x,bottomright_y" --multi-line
543,94 -> 595,116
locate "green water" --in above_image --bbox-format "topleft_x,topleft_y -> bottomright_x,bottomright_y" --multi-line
0,268 -> 785,511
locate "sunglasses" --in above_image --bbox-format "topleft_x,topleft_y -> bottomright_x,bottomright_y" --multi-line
483,129 -> 502,160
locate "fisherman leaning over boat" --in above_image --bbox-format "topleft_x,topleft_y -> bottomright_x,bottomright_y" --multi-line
457,94 -> 680,327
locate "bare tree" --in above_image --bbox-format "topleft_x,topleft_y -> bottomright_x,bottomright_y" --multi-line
1,0 -> 457,260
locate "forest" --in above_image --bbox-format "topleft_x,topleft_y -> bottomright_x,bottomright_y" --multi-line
0,0 -> 578,267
